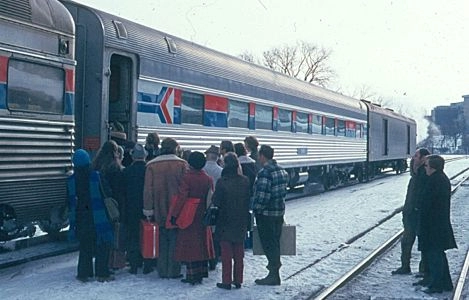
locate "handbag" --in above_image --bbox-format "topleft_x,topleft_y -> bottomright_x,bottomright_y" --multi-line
99,176 -> 120,223
104,197 -> 120,223
202,184 -> 217,226
202,206 -> 218,226
176,197 -> 200,229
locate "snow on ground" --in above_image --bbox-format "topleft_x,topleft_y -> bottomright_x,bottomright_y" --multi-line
2,157 -> 469,300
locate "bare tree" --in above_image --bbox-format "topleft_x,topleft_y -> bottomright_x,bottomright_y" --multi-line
238,51 -> 256,64
261,41 -> 335,87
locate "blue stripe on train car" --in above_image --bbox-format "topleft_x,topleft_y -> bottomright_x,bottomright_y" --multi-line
173,107 -> 181,124
138,91 -> 157,103
64,93 -> 74,115
272,119 -> 278,131
248,115 -> 255,129
204,111 -> 227,127
0,84 -> 5,109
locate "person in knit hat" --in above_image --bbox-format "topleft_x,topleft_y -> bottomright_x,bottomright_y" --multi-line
68,149 -> 115,283
124,143 -> 153,274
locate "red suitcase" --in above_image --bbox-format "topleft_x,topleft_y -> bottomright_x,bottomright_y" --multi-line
140,220 -> 159,259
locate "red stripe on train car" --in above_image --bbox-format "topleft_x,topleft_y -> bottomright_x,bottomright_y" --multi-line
204,95 -> 228,112
273,107 -> 278,119
161,87 -> 173,124
65,68 -> 75,92
0,56 -> 8,83
249,102 -> 255,116
346,120 -> 356,129
174,89 -> 182,106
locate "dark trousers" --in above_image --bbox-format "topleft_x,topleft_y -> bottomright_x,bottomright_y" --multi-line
400,212 -> 418,268
127,222 -> 143,269
209,230 -> 220,268
255,214 -> 283,270
401,212 -> 427,273
158,227 -> 180,278
77,236 -> 95,278
77,237 -> 111,278
95,242 -> 111,277
426,249 -> 453,290
220,241 -> 244,284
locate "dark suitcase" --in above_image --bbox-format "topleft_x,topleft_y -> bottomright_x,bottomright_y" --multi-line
109,249 -> 126,269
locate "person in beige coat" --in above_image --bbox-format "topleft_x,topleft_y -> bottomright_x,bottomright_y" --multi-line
143,137 -> 188,278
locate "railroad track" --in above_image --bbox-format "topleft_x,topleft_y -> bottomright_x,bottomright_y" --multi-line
307,166 -> 469,299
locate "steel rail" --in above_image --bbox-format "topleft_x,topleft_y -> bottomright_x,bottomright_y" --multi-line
453,249 -> 469,300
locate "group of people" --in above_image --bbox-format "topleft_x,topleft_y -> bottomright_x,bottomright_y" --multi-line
68,133 -> 289,290
392,148 -> 457,294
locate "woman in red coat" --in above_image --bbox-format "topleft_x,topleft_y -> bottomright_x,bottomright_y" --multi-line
171,151 -> 214,284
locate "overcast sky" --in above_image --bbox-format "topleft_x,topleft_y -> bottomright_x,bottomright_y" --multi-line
73,0 -> 469,140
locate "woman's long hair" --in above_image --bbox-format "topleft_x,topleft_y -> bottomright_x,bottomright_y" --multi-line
92,140 -> 119,174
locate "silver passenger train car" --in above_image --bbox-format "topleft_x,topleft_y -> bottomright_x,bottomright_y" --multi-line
0,0 -> 75,240
0,0 -> 415,240
62,0 -> 415,190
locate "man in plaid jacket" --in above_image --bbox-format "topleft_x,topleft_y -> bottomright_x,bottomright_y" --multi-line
252,145 -> 289,286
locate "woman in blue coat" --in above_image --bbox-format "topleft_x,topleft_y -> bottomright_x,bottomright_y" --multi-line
68,149 -> 114,282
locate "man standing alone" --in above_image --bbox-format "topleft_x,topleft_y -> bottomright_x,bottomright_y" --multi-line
252,145 -> 289,286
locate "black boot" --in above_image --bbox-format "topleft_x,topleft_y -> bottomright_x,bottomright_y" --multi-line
391,266 -> 411,275
255,269 -> 280,286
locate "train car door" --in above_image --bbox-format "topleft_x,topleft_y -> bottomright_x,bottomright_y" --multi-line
108,53 -> 136,142
383,119 -> 388,155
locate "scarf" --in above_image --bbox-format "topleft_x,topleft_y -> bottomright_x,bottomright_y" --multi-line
68,170 -> 114,245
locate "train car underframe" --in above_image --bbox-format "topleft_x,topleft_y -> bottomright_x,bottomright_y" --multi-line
287,158 -> 408,192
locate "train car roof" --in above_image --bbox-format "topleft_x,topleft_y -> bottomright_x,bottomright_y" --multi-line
361,100 -> 416,124
62,0 -> 367,119
0,0 -> 74,35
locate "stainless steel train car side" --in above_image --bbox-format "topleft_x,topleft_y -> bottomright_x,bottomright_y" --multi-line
0,0 -> 75,240
62,1 -> 369,188
363,100 -> 416,177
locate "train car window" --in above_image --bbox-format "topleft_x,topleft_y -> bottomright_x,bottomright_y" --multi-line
255,104 -> 272,130
7,60 -> 64,114
312,115 -> 322,134
181,92 -> 203,125
324,117 -> 335,135
228,100 -> 249,128
278,109 -> 292,132
345,121 -> 356,137
356,123 -> 362,138
296,112 -> 308,133
337,119 -> 346,136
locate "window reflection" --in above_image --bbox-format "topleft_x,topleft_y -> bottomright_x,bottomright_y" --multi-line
278,108 -> 292,132
296,112 -> 308,133
255,104 -> 272,130
228,100 -> 248,128
181,92 -> 203,124
312,115 -> 322,134
7,60 -> 64,114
